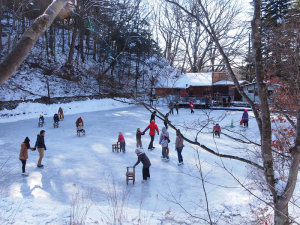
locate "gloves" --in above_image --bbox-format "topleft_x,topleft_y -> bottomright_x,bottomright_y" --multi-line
33,148 -> 36,151
44,147 -> 47,150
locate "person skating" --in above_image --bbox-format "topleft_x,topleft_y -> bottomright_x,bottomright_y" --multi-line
175,130 -> 184,165
76,117 -> 85,133
39,114 -> 45,124
34,130 -> 46,168
118,132 -> 126,153
163,113 -> 170,130
136,128 -> 144,149
160,134 -> 170,161
143,120 -> 159,150
53,113 -> 59,124
187,101 -> 194,113
228,95 -> 231,106
19,137 -> 34,176
133,149 -> 151,182
169,100 -> 174,115
213,123 -> 221,137
174,101 -> 179,114
58,107 -> 64,119
150,111 -> 156,123
159,126 -> 170,156
242,109 -> 249,127
222,97 -> 227,107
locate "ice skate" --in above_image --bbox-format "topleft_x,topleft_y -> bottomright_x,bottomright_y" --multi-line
22,172 -> 29,176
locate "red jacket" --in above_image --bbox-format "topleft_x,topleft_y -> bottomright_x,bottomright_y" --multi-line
213,125 -> 221,132
187,102 -> 194,109
118,134 -> 125,142
143,121 -> 159,136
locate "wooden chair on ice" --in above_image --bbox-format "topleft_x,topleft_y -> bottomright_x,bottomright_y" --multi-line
53,122 -> 59,128
126,166 -> 135,185
112,142 -> 120,153
77,127 -> 85,137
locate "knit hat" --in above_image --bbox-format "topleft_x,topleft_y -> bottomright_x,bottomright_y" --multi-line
135,149 -> 140,154
79,117 -> 82,120
245,109 -> 248,112
40,114 -> 42,117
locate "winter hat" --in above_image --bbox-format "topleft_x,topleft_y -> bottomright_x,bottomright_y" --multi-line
40,114 -> 42,117
245,109 -> 248,112
137,128 -> 140,130
135,149 -> 140,154
79,117 -> 82,120
162,134 -> 167,138
153,111 -> 156,114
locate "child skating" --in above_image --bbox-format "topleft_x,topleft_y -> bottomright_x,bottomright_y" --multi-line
136,128 -> 144,149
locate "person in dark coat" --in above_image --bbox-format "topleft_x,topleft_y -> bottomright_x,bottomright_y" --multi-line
169,100 -> 174,114
222,97 -> 227,107
34,130 -> 46,168
174,101 -> 179,114
143,120 -> 159,150
53,114 -> 60,124
228,95 -> 231,106
150,111 -> 156,122
242,109 -> 249,127
133,149 -> 151,182
164,113 -> 170,130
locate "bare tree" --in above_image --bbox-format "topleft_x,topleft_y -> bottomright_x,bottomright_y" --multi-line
0,0 -> 70,86
160,0 -> 300,224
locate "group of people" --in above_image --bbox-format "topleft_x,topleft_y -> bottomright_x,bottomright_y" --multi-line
19,107 -> 66,176
168,100 -> 180,115
212,108 -> 249,139
19,130 -> 46,176
130,111 -> 185,182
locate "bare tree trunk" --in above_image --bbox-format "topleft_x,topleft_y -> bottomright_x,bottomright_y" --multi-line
0,0 -> 69,85
251,1 -> 279,222
67,27 -> 77,65
0,0 -> 2,54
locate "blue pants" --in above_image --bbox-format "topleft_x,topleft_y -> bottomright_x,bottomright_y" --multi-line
176,147 -> 183,163
120,141 -> 125,152
162,147 -> 169,159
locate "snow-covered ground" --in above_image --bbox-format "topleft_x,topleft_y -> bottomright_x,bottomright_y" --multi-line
0,98 -> 293,224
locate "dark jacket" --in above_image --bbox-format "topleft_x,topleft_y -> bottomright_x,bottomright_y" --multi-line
134,152 -> 151,168
53,114 -> 59,123
150,113 -> 156,122
136,131 -> 143,139
35,134 -> 46,149
76,118 -> 83,127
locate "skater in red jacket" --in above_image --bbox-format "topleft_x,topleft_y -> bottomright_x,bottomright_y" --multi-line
187,101 -> 194,113
143,120 -> 159,150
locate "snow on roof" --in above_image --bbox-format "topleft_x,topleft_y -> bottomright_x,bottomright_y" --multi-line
213,80 -> 234,85
173,72 -> 212,88
213,80 -> 248,86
